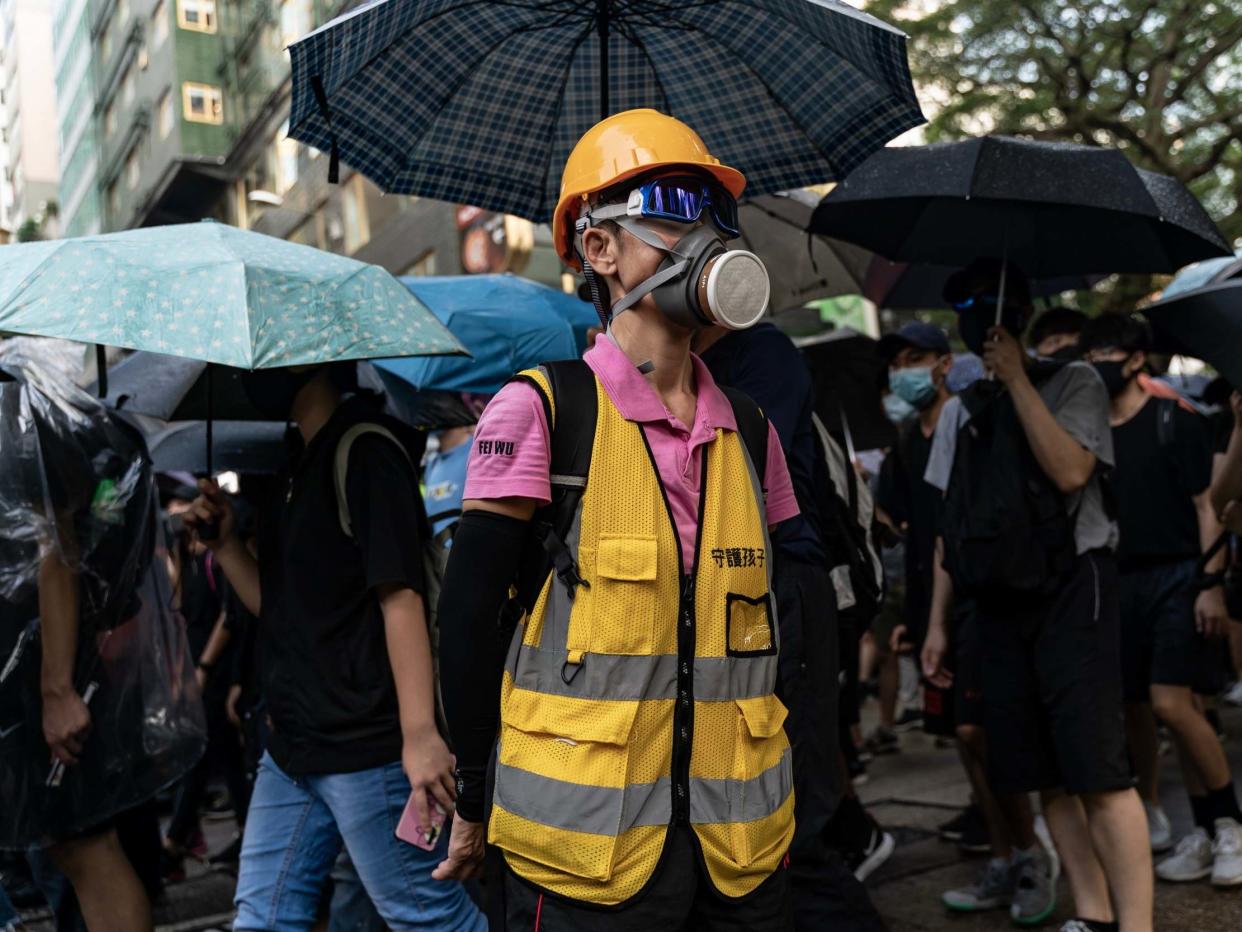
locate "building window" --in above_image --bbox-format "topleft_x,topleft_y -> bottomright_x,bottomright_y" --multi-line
118,0 -> 129,25
152,0 -> 168,46
137,41 -> 149,71
120,63 -> 136,106
182,82 -> 223,124
342,176 -> 370,254
106,181 -> 120,218
126,147 -> 141,190
274,121 -> 298,195
403,251 -> 437,277
157,89 -> 173,138
279,0 -> 313,51
177,0 -> 216,33
103,101 -> 117,136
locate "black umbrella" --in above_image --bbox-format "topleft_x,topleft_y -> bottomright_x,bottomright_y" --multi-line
797,329 -> 895,452
809,136 -> 1230,278
1146,279 -> 1242,391
862,257 -> 1102,310
99,352 -> 266,422
146,421 -> 291,476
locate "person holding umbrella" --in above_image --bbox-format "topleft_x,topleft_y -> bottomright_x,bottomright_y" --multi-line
434,110 -> 800,929
921,259 -> 1152,932
184,364 -> 486,932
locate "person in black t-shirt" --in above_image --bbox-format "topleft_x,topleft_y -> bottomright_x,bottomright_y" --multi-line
1081,315 -> 1242,888
184,365 -> 486,932
698,322 -> 889,930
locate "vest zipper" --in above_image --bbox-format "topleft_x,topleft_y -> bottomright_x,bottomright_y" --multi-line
637,427 -> 708,828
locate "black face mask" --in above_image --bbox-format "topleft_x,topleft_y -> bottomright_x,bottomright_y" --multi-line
241,367 -> 320,420
957,304 -> 1026,357
1091,360 -> 1133,398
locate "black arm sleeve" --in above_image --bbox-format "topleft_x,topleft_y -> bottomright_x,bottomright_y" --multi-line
438,509 -> 532,822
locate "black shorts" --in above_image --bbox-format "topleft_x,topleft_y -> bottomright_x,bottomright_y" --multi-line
501,827 -> 794,932
1119,558 -> 1217,702
976,551 -> 1132,797
953,605 -> 985,729
921,604 -> 983,737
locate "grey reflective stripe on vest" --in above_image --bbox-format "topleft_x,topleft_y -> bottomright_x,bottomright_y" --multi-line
506,644 -> 777,702
689,748 -> 794,825
494,750 -> 792,834
495,761 -> 673,835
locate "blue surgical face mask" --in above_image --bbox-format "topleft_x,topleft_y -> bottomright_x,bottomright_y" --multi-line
888,365 -> 938,410
883,392 -> 917,424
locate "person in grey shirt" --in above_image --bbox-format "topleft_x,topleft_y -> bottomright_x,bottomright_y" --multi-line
920,259 -> 1152,932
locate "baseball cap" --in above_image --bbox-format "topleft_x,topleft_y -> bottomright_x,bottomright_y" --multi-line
879,321 -> 951,361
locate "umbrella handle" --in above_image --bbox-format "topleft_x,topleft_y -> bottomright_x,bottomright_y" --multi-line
199,363 -> 220,541
986,239 -> 1009,382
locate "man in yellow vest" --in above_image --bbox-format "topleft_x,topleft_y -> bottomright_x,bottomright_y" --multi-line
432,110 -> 801,929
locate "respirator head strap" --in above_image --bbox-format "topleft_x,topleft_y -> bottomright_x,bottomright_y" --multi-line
608,216 -> 695,319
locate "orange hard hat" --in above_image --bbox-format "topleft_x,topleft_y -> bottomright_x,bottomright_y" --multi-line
552,109 -> 746,269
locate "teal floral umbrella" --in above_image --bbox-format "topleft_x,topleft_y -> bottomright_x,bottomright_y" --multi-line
0,220 -> 465,368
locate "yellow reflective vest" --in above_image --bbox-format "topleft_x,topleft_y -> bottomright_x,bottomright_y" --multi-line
488,369 -> 795,906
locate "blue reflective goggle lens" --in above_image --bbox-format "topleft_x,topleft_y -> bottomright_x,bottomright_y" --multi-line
639,178 -> 739,237
952,294 -> 999,312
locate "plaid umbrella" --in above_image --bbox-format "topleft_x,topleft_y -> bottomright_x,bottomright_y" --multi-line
287,0 -> 924,220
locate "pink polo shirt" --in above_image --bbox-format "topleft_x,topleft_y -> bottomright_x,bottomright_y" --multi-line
463,336 -> 799,568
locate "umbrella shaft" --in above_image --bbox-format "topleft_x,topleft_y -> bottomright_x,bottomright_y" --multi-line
205,363 -> 214,477
597,0 -> 609,120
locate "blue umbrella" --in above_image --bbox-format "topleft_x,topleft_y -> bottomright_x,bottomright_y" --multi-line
369,274 -> 587,425
287,0 -> 923,220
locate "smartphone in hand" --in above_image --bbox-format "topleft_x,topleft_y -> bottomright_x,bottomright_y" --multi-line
395,794 -> 447,851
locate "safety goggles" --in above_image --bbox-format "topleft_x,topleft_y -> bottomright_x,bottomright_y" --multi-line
951,293 -> 999,312
588,176 -> 740,238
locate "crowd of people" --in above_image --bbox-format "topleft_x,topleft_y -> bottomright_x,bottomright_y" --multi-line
2,109 -> 1241,932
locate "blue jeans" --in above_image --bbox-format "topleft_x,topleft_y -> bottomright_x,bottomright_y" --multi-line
233,752 -> 485,932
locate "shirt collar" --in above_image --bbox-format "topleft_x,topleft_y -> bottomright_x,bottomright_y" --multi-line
584,333 -> 738,434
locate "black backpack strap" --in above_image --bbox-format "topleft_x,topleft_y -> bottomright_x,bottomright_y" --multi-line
509,360 -> 598,609
719,385 -> 769,495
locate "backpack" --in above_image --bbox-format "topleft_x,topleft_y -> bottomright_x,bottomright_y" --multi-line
331,420 -> 448,735
810,413 -> 883,622
509,359 -> 770,615
942,368 -> 1078,599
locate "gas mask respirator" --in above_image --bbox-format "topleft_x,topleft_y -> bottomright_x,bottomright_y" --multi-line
577,181 -> 770,333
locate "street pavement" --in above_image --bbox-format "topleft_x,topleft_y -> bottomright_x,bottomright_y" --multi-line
860,700 -> 1242,931
17,700 -> 1242,930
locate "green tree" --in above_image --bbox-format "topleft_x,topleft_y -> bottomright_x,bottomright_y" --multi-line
866,0 -> 1241,246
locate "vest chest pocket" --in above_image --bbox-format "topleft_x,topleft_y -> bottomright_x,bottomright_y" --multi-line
726,593 -> 776,657
579,536 -> 659,656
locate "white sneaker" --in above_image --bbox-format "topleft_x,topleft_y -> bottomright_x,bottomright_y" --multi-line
1212,817 -> 1242,887
1224,680 -> 1242,707
1156,828 -> 1214,882
1144,802 -> 1173,853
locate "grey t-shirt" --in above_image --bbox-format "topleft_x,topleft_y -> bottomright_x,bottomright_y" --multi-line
924,361 -> 1118,554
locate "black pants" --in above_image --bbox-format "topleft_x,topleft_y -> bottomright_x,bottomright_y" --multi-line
776,559 -> 886,932
167,683 -> 251,844
502,827 -> 793,931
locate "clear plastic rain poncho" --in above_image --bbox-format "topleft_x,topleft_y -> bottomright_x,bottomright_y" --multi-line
0,347 -> 205,848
